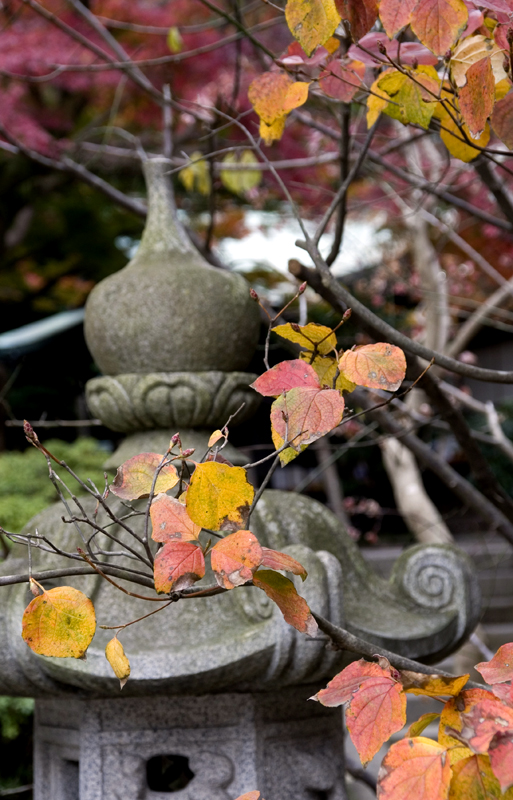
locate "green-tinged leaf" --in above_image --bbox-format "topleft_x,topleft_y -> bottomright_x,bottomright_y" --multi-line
22,586 -> 96,659
110,453 -> 179,500
449,754 -> 511,800
186,461 -> 254,531
179,152 -> 211,195
408,713 -> 441,738
210,529 -> 262,589
253,569 -> 317,636
167,26 -> 183,53
220,151 -> 261,196
299,352 -> 357,392
378,68 -> 439,129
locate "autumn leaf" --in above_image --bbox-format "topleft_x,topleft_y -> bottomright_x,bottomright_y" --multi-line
261,546 -> 308,580
179,151 -> 211,195
367,74 -> 393,127
491,90 -> 513,148
488,733 -> 513,793
450,35 -> 507,88
435,99 -> 490,161
379,0 -> 417,37
449,754 -> 508,800
491,682 -> 513,705
346,675 -> 407,765
270,386 -> 345,462
248,72 -> 309,145
105,637 -> 131,689
411,0 -> 468,56
285,0 -> 341,57
378,68 -> 439,129
110,453 -> 179,500
313,659 -> 400,706
234,793 -> 262,800
408,712 -> 441,738
439,688 -> 495,765
377,737 -> 451,800
299,352 -> 357,392
150,494 -> 201,543
208,429 -> 224,448
154,540 -> 205,593
338,343 -> 406,391
400,670 -> 469,697
475,642 -> 513,684
186,461 -> 254,531
460,699 -> 513,754
167,26 -> 183,54
211,529 -> 263,589
251,359 -> 320,397
22,586 -> 96,659
253,569 -> 317,636
335,0 -> 378,40
220,151 -> 262,196
273,322 -> 337,355
458,57 -> 495,137
319,59 -> 365,102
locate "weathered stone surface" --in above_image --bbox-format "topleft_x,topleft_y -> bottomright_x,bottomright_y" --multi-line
84,158 -> 260,375
86,371 -> 260,433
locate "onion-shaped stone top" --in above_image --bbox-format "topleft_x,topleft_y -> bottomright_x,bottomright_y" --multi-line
84,157 -> 260,375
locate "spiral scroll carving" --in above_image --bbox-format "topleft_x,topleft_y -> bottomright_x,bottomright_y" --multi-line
85,371 -> 260,432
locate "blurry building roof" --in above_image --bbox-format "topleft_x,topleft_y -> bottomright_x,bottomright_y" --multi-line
0,309 -> 85,357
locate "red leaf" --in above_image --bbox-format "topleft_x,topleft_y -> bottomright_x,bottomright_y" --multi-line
335,0 -> 378,40
411,0 -> 468,55
377,738 -> 451,800
339,343 -> 406,391
250,360 -> 320,397
270,386 -> 345,455
460,699 -> 513,754
253,569 -> 317,636
491,91 -> 513,149
313,659 -> 398,706
476,643 -> 513,685
153,541 -> 205,593
150,494 -> 201,543
210,530 -> 263,589
458,57 -> 495,137
489,733 -> 513,792
379,0 -> 418,37
261,547 -> 308,580
346,675 -> 406,765
319,59 -> 365,102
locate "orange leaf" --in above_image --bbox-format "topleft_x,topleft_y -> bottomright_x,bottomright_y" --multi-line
346,675 -> 407,765
319,59 -> 365,102
110,452 -> 179,500
285,0 -> 341,57
283,80 -> 310,112
270,387 -> 345,462
248,72 -> 308,144
378,738 -> 451,800
491,91 -> 513,148
208,429 -> 224,448
400,671 -> 469,697
411,0 -> 468,55
475,643 -> 513,685
314,659 -> 399,706
458,57 -> 495,137
261,547 -> 308,580
338,343 -> 406,391
439,688 -> 495,765
186,461 -> 254,531
251,359 -> 320,397
379,0 -> 417,37
449,754 -> 506,800
335,0 -> 378,40
235,794 -> 262,800
22,586 -> 96,659
253,569 -> 317,636
150,494 -> 201,543
153,541 -> 205,593
211,530 -> 263,589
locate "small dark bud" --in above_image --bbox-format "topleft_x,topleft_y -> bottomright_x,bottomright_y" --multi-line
376,40 -> 386,54
507,26 -> 513,44
24,420 -> 39,444
298,281 -> 307,294
503,56 -> 510,73
181,448 -> 195,458
250,288 -> 259,301
343,308 -> 352,321
291,322 -> 301,332
411,57 -> 418,69
444,49 -> 452,61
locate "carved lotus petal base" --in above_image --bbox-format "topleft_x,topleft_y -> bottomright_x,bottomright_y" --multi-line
85,371 -> 261,433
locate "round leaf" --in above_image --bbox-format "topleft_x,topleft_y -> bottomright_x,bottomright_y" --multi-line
338,343 -> 406,392
186,461 -> 254,531
22,586 -> 96,658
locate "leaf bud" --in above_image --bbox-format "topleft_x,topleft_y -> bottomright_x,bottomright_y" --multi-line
343,308 -> 352,321
181,448 -> 195,458
444,49 -> 452,61
29,578 -> 42,597
170,432 -> 181,447
24,420 -> 39,444
503,56 -> 510,73
250,288 -> 259,301
298,281 -> 307,294
411,58 -> 418,69
291,322 -> 301,331
376,40 -> 386,55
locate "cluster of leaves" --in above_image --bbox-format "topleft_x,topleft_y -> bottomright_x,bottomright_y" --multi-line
311,643 -> 513,799
248,0 -> 513,161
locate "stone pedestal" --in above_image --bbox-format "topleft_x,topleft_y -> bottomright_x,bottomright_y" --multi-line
34,687 -> 345,800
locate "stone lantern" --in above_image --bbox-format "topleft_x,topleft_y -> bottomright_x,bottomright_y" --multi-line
0,158 -> 481,800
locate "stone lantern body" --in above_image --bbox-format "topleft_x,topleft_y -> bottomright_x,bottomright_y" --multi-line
0,159 -> 481,800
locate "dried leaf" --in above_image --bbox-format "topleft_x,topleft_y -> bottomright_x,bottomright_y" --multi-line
285,0 -> 341,56
338,343 -> 406,391
22,586 -> 96,658
377,737 -> 451,800
439,689 -> 495,765
491,90 -> 513,148
346,675 -> 407,765
408,712 -> 441,738
273,322 -> 337,355
270,386 -> 345,462
261,546 -> 308,580
211,530 -> 262,589
110,453 -> 179,500
449,754 -> 507,800
379,0 -> 418,37
335,0 -> 378,40
179,152 -> 211,195
105,637 -> 131,689
400,671 -> 469,697
411,0 -> 468,56
475,643 -> 513,685
299,352 -> 357,392
208,429 -> 224,448
154,541 -> 205,593
150,494 -> 201,543
253,569 -> 317,636
319,59 -> 365,101
220,151 -> 262,196
251,359 -> 320,397
458,57 -> 495,137
314,659 -> 399,706
186,461 -> 254,531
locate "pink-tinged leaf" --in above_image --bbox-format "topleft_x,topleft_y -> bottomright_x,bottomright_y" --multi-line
460,699 -> 513,752
492,682 -> 513,705
349,33 -> 438,65
271,387 -> 345,459
153,541 -> 205,593
458,57 -> 495,137
110,453 -> 179,500
210,530 -> 263,589
253,569 -> 318,636
335,0 -> 378,40
150,494 -> 201,543
491,91 -> 513,149
339,343 -> 406,391
488,733 -> 513,792
261,547 -> 308,580
477,0 -> 513,13
313,659 -> 399,706
379,0 -> 418,37
250,360 -> 320,397
319,59 -> 365,101
439,688 -> 496,765
377,738 -> 451,800
411,0 -> 468,55
476,643 -> 513,685
346,676 -> 407,765
462,8 -> 485,38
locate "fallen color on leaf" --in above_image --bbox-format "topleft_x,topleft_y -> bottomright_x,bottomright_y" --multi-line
211,530 -> 263,589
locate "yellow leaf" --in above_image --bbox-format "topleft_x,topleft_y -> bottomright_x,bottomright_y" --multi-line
367,75 -> 392,128
22,586 -> 96,658
249,73 -> 308,145
167,26 -> 183,53
495,78 -> 512,101
179,152 -> 211,195
220,151 -> 262,196
436,101 -> 490,161
407,712 -> 440,738
299,352 -> 357,392
260,116 -> 286,145
186,461 -> 255,531
105,637 -> 131,689
273,322 -> 337,355
378,68 -> 439,129
285,0 -> 341,57
208,429 -> 224,448
400,671 -> 469,697
110,453 -> 179,501
283,81 -> 310,112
